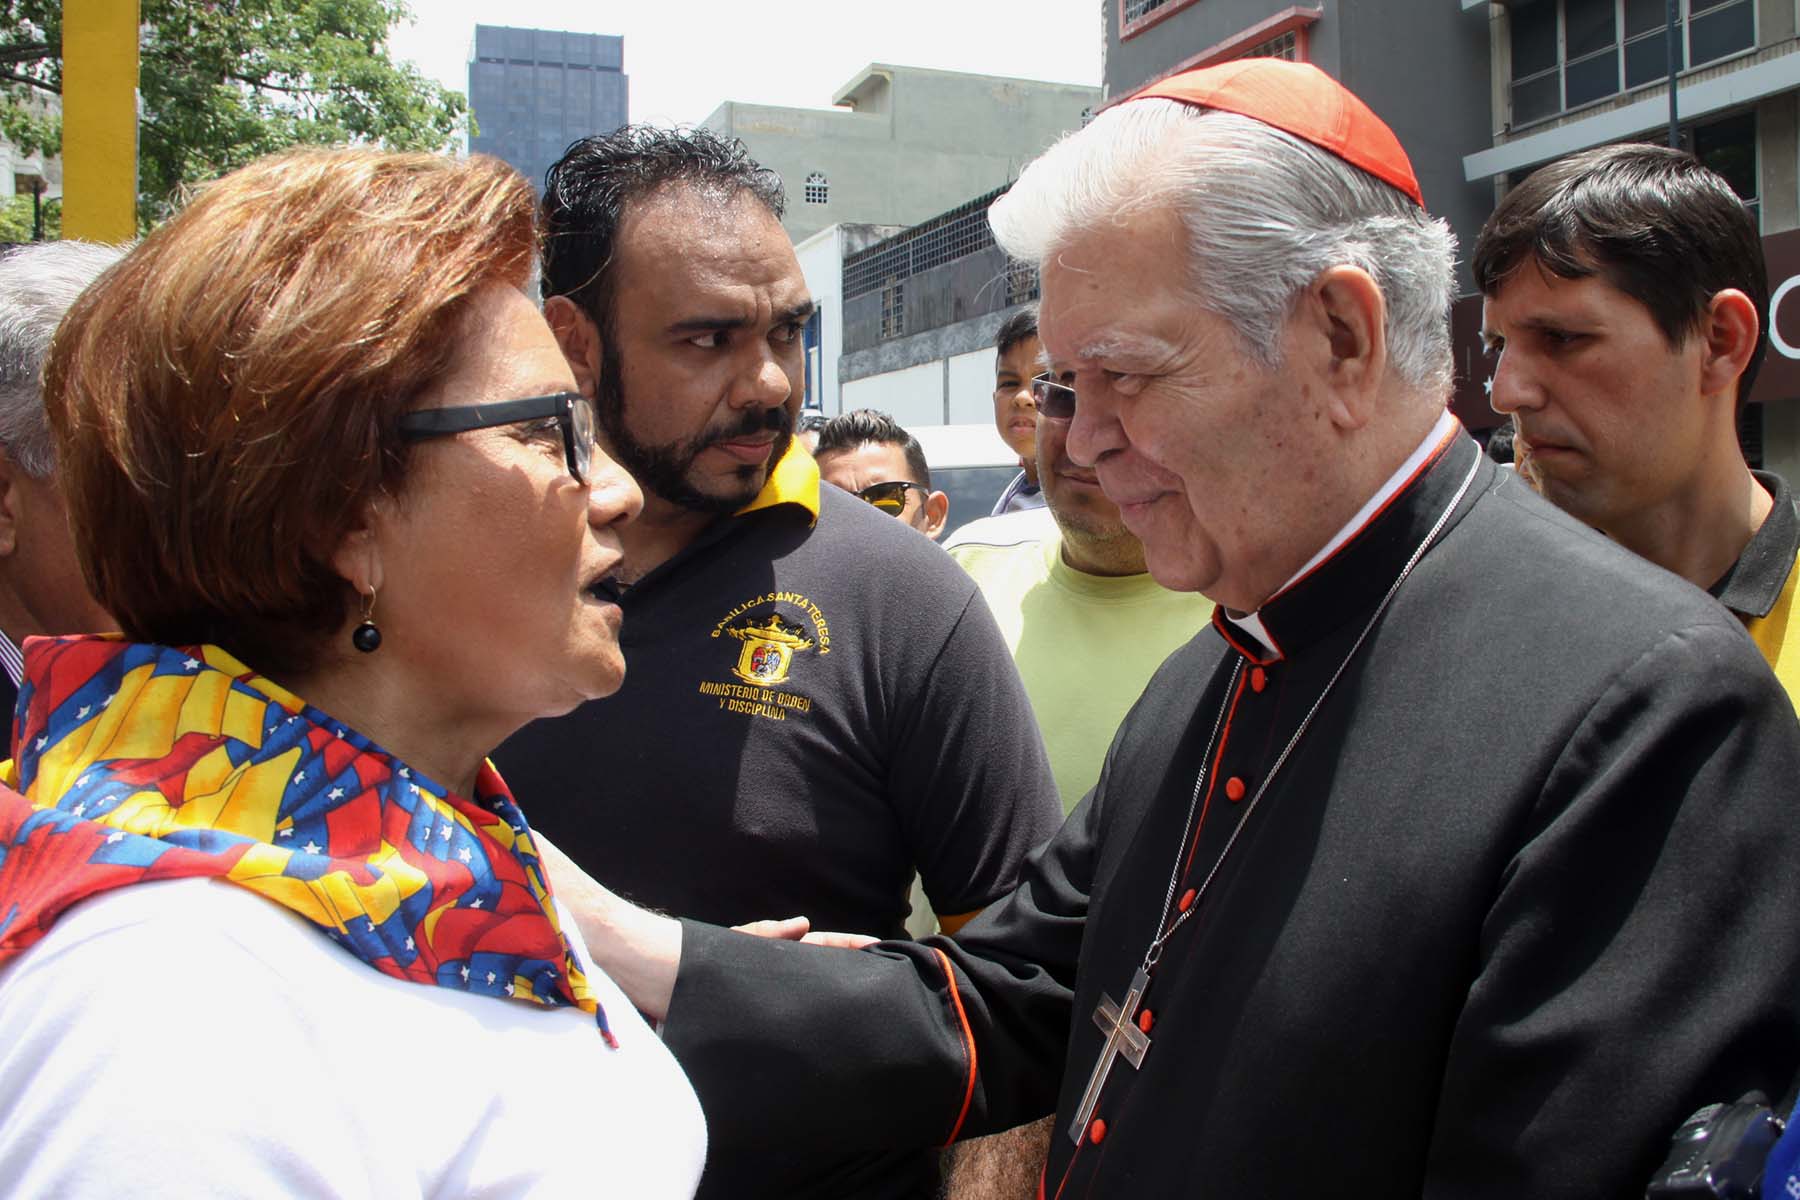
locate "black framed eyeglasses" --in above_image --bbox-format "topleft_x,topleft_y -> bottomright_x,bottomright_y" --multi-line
398,392 -> 597,484
1030,372 -> 1076,421
853,479 -> 928,516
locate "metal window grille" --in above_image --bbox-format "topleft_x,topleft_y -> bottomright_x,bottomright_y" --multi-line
1125,0 -> 1169,23
844,183 -> 1011,299
880,278 -> 905,339
804,172 -> 828,204
1244,30 -> 1299,61
1006,260 -> 1040,306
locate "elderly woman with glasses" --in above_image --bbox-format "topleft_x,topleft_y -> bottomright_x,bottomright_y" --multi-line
0,148 -> 705,1196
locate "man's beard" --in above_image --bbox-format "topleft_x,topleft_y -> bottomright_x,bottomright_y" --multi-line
597,342 -> 794,515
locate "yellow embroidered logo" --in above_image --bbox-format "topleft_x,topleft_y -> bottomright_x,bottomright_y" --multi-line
725,613 -> 813,686
700,594 -> 831,722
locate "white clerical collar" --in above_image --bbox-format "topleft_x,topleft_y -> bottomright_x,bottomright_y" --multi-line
0,625 -> 21,688
1226,409 -> 1460,657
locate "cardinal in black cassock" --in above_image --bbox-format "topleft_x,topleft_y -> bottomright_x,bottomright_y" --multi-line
627,60 -> 1800,1200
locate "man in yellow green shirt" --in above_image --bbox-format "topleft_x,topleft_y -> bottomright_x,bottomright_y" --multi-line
949,306 -> 1212,810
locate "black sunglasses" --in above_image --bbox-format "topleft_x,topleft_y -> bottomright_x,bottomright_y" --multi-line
854,479 -> 928,516
398,392 -> 597,484
1030,372 -> 1076,421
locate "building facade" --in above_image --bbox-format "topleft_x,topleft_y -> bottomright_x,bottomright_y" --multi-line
1099,0 -> 1800,473
1,89 -> 59,232
834,186 -> 1041,428
467,26 -> 627,193
794,221 -> 906,416
703,64 -> 1099,244
1104,2 -> 1496,293
1461,0 -> 1799,480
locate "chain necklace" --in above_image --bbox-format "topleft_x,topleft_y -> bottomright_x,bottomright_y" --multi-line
1068,449 -> 1482,1146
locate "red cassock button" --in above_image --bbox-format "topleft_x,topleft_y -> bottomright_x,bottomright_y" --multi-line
1177,888 -> 1197,912
1250,667 -> 1267,693
1088,1118 -> 1108,1145
1137,1008 -> 1154,1034
1225,776 -> 1247,803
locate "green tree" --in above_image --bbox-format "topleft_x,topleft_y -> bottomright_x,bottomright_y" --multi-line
0,193 -> 59,243
1,0 -> 469,227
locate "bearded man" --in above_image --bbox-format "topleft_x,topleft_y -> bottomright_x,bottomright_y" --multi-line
494,126 -> 1061,1200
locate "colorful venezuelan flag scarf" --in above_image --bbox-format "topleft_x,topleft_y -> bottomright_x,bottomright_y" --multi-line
0,636 -> 618,1046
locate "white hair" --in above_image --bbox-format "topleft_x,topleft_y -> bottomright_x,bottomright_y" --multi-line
0,240 -> 128,477
989,100 -> 1457,395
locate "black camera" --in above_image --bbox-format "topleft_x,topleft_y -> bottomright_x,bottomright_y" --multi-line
1647,1094 -> 1785,1198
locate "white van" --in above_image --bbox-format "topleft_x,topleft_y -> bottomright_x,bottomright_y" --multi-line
909,423 -> 1024,542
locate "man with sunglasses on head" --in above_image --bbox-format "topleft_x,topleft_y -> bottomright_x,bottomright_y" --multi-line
556,62 -> 1800,1198
494,125 -> 1061,1200
813,409 -> 949,540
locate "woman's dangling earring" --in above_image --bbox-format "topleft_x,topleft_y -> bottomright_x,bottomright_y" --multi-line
352,588 -> 382,653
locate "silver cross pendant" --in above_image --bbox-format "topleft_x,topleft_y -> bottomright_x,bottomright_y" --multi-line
1067,967 -> 1152,1144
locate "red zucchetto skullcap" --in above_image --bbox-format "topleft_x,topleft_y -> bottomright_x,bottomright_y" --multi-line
1131,58 -> 1424,208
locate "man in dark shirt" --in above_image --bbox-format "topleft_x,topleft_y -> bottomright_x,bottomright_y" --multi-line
1477,143 -> 1800,699
495,127 -> 1061,1200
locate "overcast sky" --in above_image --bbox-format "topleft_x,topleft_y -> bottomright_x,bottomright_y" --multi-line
387,1 -> 1105,128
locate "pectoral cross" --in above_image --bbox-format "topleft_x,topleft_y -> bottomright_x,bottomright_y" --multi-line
1068,967 -> 1151,1144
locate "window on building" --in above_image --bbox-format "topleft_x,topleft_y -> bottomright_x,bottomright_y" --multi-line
1687,109 -> 1760,226
1005,259 -> 1040,307
1510,0 -> 1755,128
881,277 -> 905,340
1244,29 -> 1300,61
805,172 -> 828,205
1120,0 -> 1199,37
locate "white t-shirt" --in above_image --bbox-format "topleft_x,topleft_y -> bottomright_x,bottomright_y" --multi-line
0,878 -> 706,1198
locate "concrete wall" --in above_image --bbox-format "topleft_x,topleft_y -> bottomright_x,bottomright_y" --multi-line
705,65 -> 1098,243
841,359 -> 943,428
1102,0 -> 1494,292
948,347 -> 999,424
842,299 -> 1022,382
794,223 -> 906,416
836,306 -> 1021,431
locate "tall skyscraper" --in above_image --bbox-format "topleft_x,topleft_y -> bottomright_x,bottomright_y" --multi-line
467,26 -> 627,193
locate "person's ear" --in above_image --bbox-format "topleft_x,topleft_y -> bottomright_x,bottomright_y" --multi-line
0,450 -> 24,560
1699,288 -> 1760,401
544,296 -> 604,400
1295,265 -> 1388,431
922,490 -> 950,541
329,496 -> 389,604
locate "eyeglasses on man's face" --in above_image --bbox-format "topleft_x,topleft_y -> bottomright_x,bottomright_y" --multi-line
398,391 -> 597,485
1030,372 -> 1076,421
853,479 -> 929,516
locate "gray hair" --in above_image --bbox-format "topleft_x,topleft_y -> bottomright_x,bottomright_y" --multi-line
0,240 -> 128,477
988,100 -> 1456,395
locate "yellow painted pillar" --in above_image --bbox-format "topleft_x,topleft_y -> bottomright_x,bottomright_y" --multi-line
62,0 -> 140,241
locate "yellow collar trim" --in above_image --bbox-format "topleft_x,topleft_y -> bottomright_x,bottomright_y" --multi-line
736,440 -> 820,523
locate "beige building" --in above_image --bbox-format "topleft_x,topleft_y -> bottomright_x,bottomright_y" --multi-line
702,63 -> 1098,243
